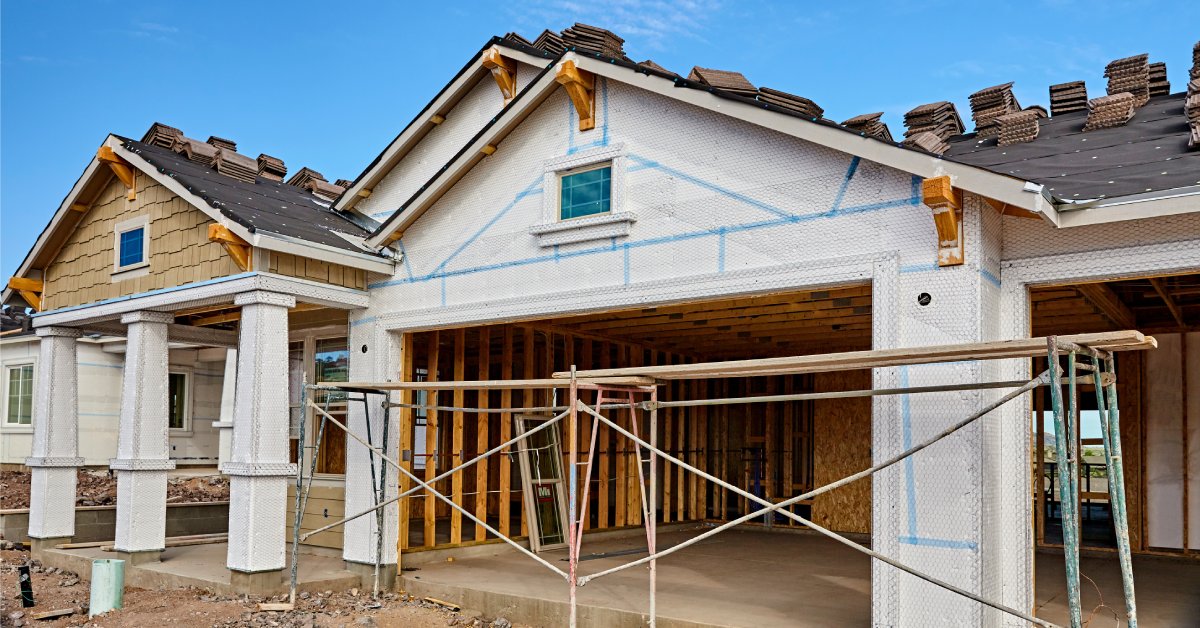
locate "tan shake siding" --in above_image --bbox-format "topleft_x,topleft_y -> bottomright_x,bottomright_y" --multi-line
42,172 -> 240,311
268,251 -> 367,290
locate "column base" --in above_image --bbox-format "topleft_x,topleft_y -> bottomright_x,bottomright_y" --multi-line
29,536 -> 71,558
343,561 -> 398,591
113,550 -> 162,566
229,569 -> 284,596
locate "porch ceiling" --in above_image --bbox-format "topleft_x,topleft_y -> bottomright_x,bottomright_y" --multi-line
1032,272 -> 1200,336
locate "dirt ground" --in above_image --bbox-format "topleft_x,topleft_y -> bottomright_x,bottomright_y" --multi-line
0,471 -> 230,510
1,548 -> 519,628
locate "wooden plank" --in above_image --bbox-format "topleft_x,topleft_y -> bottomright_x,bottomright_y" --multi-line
765,377 -> 777,507
424,331 -> 441,548
675,357 -> 686,521
580,337 -> 594,531
330,376 -> 657,390
1149,278 -> 1187,329
555,331 -> 1153,380
499,326 -> 514,537
398,333 -> 414,553
521,328 -> 535,538
597,342 -> 611,529
687,376 -> 699,521
475,327 -> 491,542
451,329 -> 466,546
662,352 -> 674,524
614,345 -> 628,527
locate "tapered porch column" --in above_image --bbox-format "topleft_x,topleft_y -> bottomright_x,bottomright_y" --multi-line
110,311 -> 175,563
25,326 -> 84,557
222,291 -> 296,594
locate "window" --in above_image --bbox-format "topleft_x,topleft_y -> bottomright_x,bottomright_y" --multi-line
559,165 -> 611,220
5,364 -> 34,425
286,335 -> 350,475
168,372 -> 190,430
113,214 -> 150,273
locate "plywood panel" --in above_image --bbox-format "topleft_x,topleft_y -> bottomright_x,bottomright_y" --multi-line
812,369 -> 872,534
1146,333 -> 1184,549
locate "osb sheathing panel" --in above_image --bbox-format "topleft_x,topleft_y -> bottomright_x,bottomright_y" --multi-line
269,251 -> 366,290
1118,351 -> 1144,551
286,484 -> 345,549
42,172 -> 240,310
812,369 -> 872,533
289,307 -> 350,331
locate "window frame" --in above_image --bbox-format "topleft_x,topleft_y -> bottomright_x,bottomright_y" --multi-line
557,162 -> 613,221
3,360 -> 36,429
167,367 -> 193,433
112,215 -> 151,278
287,326 -> 351,479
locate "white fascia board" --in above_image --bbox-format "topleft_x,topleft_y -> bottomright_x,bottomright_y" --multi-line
109,139 -> 393,274
1056,188 -> 1200,228
574,56 -> 1052,216
251,230 -> 395,274
32,272 -> 369,328
336,46 -> 554,212
364,63 -> 563,248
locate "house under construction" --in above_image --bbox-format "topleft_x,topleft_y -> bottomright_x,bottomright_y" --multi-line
4,23 -> 1199,627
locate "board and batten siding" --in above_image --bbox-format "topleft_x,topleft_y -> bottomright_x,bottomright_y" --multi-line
42,172 -> 240,311
286,483 -> 345,549
268,252 -> 366,290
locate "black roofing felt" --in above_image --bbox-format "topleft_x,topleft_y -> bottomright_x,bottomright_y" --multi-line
120,138 -> 376,254
943,93 -> 1199,201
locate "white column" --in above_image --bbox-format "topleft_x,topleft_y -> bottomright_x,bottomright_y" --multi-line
215,348 -> 238,467
25,326 -> 84,545
222,291 -> 296,577
110,311 -> 176,556
343,321 -> 399,582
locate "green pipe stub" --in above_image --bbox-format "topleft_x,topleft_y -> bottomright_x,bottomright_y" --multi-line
89,559 -> 125,617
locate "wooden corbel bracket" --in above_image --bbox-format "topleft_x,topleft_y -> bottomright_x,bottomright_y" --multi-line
921,176 -> 964,266
481,47 -> 517,103
97,146 -> 137,201
555,60 -> 596,131
7,277 -> 43,311
207,224 -> 251,271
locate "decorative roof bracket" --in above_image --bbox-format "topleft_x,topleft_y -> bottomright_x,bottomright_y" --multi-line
556,60 -> 596,131
481,46 -> 517,104
922,176 -> 964,266
97,146 -> 136,201
207,224 -> 251,272
7,277 -> 43,311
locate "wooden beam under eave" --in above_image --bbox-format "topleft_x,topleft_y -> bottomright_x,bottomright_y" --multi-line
1149,277 -> 1187,329
983,196 -> 1041,220
481,47 -> 517,103
921,176 -> 964,266
206,224 -> 251,271
1076,282 -> 1136,329
556,60 -> 596,131
7,277 -> 43,312
97,146 -> 136,201
69,202 -> 89,213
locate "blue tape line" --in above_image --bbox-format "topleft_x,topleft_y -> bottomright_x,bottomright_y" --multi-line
622,243 -> 631,285
440,276 -> 447,307
426,178 -> 543,277
898,536 -> 979,550
900,263 -> 939,274
831,157 -> 860,210
350,316 -> 378,328
626,155 -> 796,220
717,229 -> 726,273
981,267 -> 1001,288
79,362 -> 123,370
397,239 -> 414,280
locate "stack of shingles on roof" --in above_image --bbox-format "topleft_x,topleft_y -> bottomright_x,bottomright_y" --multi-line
1049,81 -> 1088,116
996,109 -> 1041,146
503,32 -> 533,47
286,167 -> 343,201
1148,62 -> 1170,97
532,30 -> 566,55
207,136 -> 237,153
1083,92 -> 1136,131
287,167 -> 326,189
1188,46 -> 1200,149
840,112 -> 893,142
561,23 -> 624,58
637,59 -> 676,76
1104,53 -> 1150,106
968,82 -> 1020,138
335,178 -> 354,188
257,154 -> 287,181
173,135 -> 219,167
900,101 -> 963,155
213,147 -> 258,184
756,87 -> 823,118
142,122 -> 182,148
688,66 -> 757,97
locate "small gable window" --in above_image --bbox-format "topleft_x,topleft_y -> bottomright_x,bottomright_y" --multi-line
559,165 -> 611,220
112,215 -> 150,275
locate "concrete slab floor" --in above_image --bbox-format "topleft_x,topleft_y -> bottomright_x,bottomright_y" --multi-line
401,526 -> 1200,627
42,542 -> 359,596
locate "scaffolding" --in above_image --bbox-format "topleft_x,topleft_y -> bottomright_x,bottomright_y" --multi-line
286,330 -> 1152,628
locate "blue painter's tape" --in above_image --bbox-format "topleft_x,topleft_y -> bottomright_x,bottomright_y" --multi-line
623,243 -> 631,285
898,536 -> 979,550
33,272 -> 259,317
79,362 -> 123,370
440,276 -> 447,307
626,155 -> 796,220
717,229 -> 727,273
396,239 -> 414,280
831,157 -> 860,210
900,263 -> 939,274
981,267 -> 1001,288
427,178 -> 543,277
350,316 -> 378,328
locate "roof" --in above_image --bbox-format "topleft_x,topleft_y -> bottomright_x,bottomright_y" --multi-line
943,92 -> 1198,201
120,137 -> 373,253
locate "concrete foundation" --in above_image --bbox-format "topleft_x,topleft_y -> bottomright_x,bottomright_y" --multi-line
114,549 -> 162,566
29,536 -> 70,559
397,527 -> 1200,627
229,569 -> 286,596
344,561 -> 397,591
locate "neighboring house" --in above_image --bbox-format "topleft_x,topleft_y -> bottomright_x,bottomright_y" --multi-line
2,24 -> 1197,622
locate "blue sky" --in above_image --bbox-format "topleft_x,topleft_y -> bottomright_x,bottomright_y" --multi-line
2,1 -> 1195,282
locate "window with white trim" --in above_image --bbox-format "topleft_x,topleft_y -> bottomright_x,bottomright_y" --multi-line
558,164 -> 612,220
5,364 -> 34,425
168,371 -> 190,430
113,215 -> 150,274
